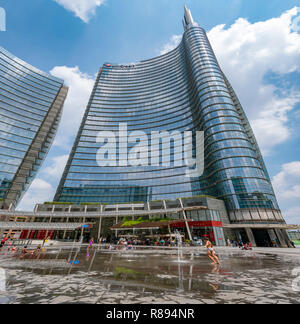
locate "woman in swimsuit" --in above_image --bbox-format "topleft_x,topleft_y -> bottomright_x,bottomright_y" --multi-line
204,238 -> 220,264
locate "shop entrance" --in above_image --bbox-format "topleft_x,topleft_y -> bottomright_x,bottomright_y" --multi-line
252,229 -> 272,247
192,228 -> 216,244
234,229 -> 248,245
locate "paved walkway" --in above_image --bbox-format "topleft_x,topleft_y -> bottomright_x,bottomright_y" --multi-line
214,246 -> 300,258
8,240 -> 300,258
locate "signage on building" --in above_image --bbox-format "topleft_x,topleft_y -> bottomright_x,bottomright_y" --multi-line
170,221 -> 223,228
104,63 -> 136,70
120,64 -> 135,70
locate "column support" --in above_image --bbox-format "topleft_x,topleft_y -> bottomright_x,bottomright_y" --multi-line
98,217 -> 102,242
179,198 -> 193,242
280,229 -> 293,248
245,228 -> 257,247
274,229 -> 288,248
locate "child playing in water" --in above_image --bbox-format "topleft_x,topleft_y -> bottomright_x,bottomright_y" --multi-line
20,246 -> 30,258
203,238 -> 220,265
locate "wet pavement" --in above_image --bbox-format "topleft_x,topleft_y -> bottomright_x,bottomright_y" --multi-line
0,247 -> 299,304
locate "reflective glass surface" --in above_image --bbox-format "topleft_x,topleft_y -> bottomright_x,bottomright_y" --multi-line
55,26 -> 280,213
0,47 -> 64,204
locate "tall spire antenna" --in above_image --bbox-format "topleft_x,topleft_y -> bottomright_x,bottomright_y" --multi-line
183,5 -> 196,30
184,5 -> 194,25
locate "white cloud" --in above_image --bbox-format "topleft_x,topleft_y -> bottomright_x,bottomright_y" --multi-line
273,161 -> 300,199
272,161 -> 300,224
54,0 -> 105,23
160,7 -> 300,155
17,155 -> 69,211
284,206 -> 300,225
17,179 -> 55,211
42,155 -> 69,179
50,66 -> 95,150
160,35 -> 182,55
17,8 -> 300,215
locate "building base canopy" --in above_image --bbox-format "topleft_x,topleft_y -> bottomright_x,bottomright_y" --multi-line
0,222 -> 90,231
223,224 -> 300,230
224,224 -> 298,248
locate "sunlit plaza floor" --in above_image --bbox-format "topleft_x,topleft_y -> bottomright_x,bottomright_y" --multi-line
0,246 -> 299,304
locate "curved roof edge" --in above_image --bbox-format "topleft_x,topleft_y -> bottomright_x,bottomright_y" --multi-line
102,23 -> 206,70
0,46 -> 64,85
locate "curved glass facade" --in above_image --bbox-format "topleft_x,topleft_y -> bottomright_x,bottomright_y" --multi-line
0,46 -> 68,209
55,10 -> 283,223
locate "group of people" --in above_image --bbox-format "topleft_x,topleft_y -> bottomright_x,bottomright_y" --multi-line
98,236 -> 193,247
103,236 -> 221,265
227,239 -> 253,250
0,236 -> 18,253
0,242 -> 43,258
103,237 -> 189,250
19,245 -> 43,258
0,234 -> 51,259
227,237 -> 297,249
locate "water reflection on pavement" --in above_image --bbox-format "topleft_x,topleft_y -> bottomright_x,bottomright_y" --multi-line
0,247 -> 299,304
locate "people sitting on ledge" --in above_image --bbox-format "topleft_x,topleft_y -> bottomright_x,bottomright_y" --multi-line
241,242 -> 252,251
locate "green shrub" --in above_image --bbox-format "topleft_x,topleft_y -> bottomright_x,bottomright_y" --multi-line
121,221 -> 142,227
44,201 -> 74,205
80,202 -> 101,205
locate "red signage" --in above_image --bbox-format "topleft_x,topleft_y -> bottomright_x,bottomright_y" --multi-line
170,221 -> 223,228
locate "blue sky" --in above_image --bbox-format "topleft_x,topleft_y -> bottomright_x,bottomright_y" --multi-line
2,0 -> 300,74
0,0 -> 300,224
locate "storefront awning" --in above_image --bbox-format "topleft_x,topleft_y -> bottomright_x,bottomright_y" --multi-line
223,223 -> 300,230
0,222 -> 90,231
170,221 -> 223,228
111,220 -> 223,231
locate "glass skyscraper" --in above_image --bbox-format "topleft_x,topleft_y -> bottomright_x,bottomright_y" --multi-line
55,7 -> 284,224
0,46 -> 68,210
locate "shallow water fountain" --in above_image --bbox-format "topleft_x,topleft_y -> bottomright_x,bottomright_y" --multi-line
174,230 -> 186,263
0,245 -> 299,304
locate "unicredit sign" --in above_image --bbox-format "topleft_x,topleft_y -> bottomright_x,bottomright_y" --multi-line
120,64 -> 135,69
103,63 -> 135,70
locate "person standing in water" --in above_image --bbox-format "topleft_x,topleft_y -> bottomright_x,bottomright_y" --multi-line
89,237 -> 94,248
87,237 -> 94,254
0,236 -> 9,249
204,238 -> 220,264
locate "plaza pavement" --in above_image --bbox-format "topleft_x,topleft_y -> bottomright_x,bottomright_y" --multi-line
14,240 -> 300,259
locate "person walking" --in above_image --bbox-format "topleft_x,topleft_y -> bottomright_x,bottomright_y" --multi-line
87,237 -> 94,254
